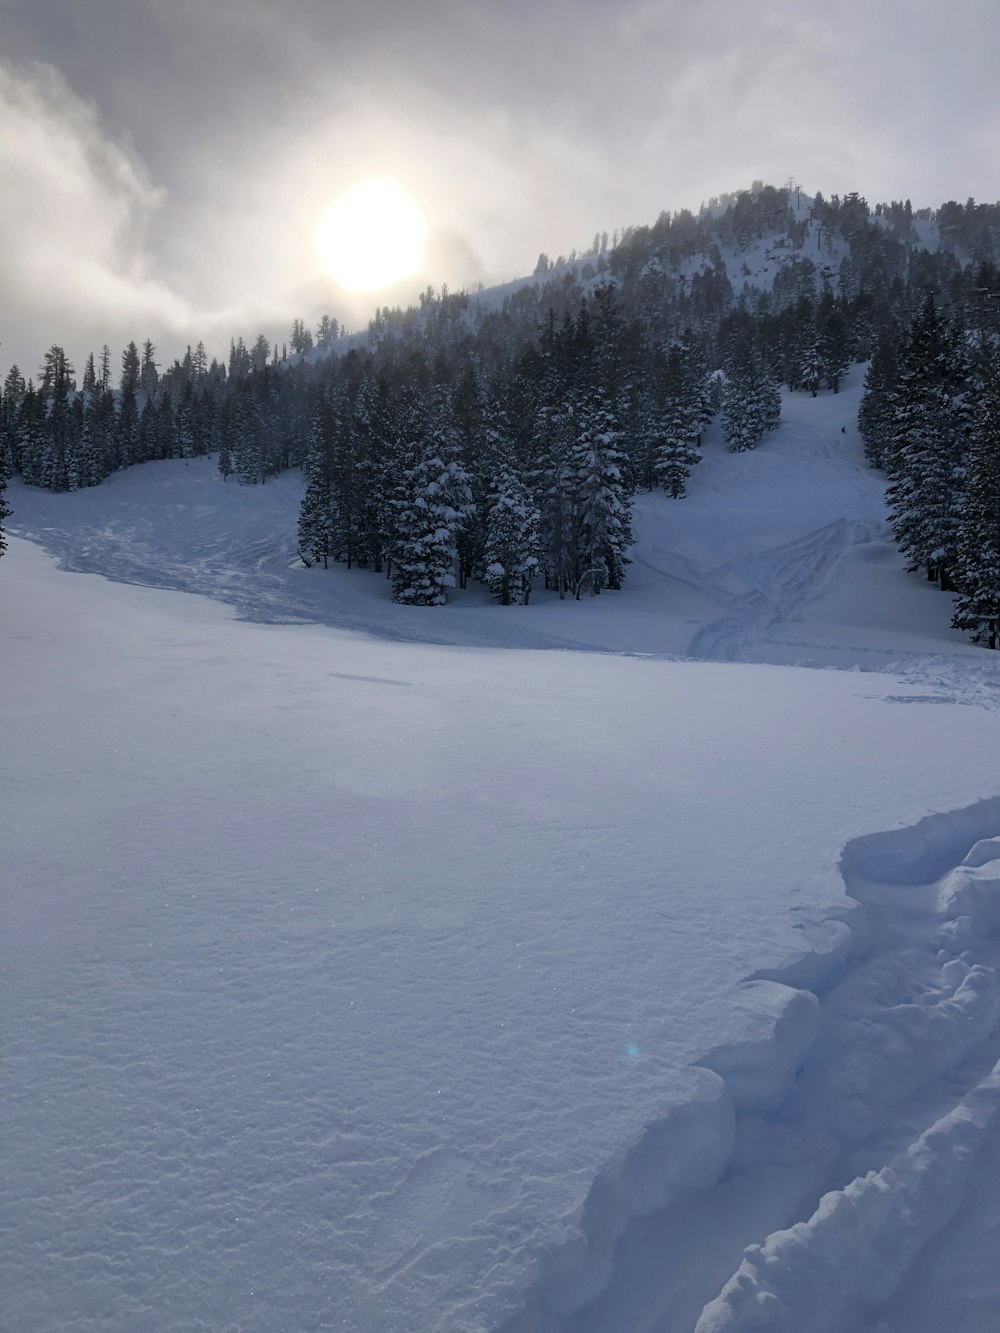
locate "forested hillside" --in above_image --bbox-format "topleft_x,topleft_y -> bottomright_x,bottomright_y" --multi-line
2,183 -> 999,631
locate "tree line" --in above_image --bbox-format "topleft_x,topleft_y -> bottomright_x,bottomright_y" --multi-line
4,184 -> 1000,623
859,276 -> 1000,648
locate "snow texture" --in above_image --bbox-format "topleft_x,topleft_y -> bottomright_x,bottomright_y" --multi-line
5,369 -> 1000,1331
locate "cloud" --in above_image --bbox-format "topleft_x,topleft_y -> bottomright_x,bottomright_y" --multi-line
3,0 -> 999,377
0,60 -> 197,374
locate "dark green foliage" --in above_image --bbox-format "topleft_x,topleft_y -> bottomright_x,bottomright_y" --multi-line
858,339 -> 899,469
953,374 -> 1000,646
885,297 -> 972,585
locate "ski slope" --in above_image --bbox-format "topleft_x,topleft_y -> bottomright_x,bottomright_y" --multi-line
5,369 -> 1000,1331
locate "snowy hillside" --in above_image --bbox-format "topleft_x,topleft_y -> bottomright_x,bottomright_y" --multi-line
7,365 -> 990,674
5,372 -> 1000,1332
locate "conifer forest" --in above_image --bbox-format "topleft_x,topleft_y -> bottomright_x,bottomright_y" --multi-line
3,184 -> 1000,638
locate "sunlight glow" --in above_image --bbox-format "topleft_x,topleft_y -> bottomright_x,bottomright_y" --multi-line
315,178 -> 427,294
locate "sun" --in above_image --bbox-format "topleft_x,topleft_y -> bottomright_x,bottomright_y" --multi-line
315,178 -> 427,294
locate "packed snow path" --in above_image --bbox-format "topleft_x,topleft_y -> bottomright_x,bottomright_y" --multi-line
504,802 -> 1000,1332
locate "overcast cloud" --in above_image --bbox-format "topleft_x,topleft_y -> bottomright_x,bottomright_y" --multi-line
2,0 -> 998,376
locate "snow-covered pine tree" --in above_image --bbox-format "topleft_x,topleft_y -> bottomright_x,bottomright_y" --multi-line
952,373 -> 1000,647
79,396 -> 105,487
816,289 -> 851,392
483,463 -> 540,604
722,338 -> 781,452
800,340 -> 822,397
390,390 -> 474,605
232,383 -> 262,484
0,416 -> 10,558
571,386 -> 632,595
857,338 -> 899,470
116,385 -> 139,471
297,394 -> 337,567
529,388 -> 575,599
450,366 -> 491,589
175,382 -> 195,458
886,297 -> 972,586
647,340 -> 704,497
17,382 -> 45,487
351,372 -> 396,573
2,365 -> 25,474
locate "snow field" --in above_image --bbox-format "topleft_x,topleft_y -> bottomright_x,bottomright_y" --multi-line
6,367 -> 1000,1329
4,534 -> 1000,1331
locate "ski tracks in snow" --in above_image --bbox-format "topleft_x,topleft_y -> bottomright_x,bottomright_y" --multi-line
686,518 -> 884,664
502,800 -> 1000,1333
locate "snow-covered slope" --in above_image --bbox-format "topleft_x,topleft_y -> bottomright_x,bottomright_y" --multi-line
5,375 -> 1000,1332
7,365 -> 990,680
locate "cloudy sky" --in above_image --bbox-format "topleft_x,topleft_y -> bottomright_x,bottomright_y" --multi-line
2,0 -> 997,377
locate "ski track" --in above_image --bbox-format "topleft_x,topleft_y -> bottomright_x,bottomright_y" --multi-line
499,800 -> 1000,1333
685,517 -> 885,664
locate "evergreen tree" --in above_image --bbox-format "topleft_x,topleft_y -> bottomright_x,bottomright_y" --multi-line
952,374 -> 1000,646
529,380 -> 576,599
390,390 -> 473,605
297,395 -> 336,567
722,340 -> 781,452
571,387 -> 632,595
0,419 -> 10,558
886,297 -> 972,585
647,340 -> 704,497
116,385 -> 140,470
483,464 -> 540,604
800,339 -> 822,397
140,340 -> 159,395
1,365 -> 25,473
17,382 -> 46,486
816,288 -> 851,391
121,341 -> 141,394
857,338 -> 899,470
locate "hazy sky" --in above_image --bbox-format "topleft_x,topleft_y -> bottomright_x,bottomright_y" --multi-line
2,0 -> 998,377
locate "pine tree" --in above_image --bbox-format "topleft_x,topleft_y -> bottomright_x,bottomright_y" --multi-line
116,386 -> 139,470
886,297 -> 972,586
952,375 -> 1000,647
722,340 -> 781,452
571,387 -> 632,595
816,289 -> 851,392
483,464 -> 540,605
121,341 -> 141,394
1,365 -> 25,474
297,396 -> 336,567
800,340 -> 822,397
139,340 -> 159,396
0,420 -> 10,558
529,388 -> 575,599
858,338 -> 899,470
390,390 -> 473,605
17,382 -> 46,487
647,340 -> 704,497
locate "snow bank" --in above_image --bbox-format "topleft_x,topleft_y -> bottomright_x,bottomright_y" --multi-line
696,1063 -> 1000,1333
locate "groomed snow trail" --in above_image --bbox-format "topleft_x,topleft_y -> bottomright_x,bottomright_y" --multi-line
500,801 -> 1000,1332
